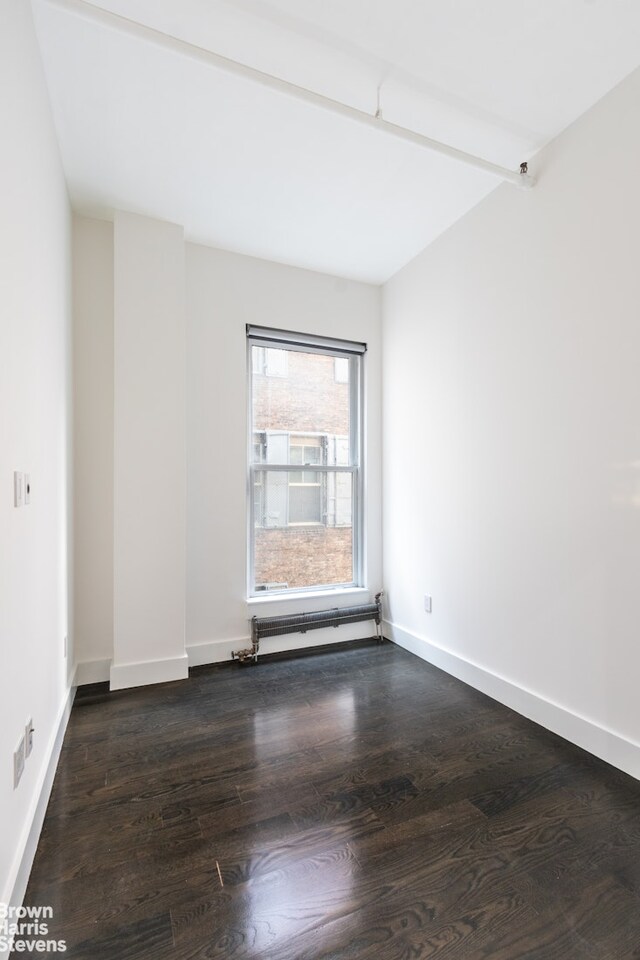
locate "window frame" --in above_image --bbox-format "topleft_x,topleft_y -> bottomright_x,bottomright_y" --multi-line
246,326 -> 365,598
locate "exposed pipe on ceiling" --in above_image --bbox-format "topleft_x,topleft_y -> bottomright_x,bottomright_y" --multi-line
43,0 -> 535,189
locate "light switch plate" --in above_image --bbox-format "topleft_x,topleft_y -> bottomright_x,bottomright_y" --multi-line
14,472 -> 23,507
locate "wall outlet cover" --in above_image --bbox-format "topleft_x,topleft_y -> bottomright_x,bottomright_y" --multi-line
424,595 -> 432,613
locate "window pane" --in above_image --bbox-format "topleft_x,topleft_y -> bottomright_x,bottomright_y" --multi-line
289,438 -> 321,458
289,484 -> 322,524
253,470 -> 353,590
252,348 -> 351,462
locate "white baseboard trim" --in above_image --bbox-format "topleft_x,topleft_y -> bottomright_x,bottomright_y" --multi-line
109,653 -> 189,691
77,624 -> 375,687
2,676 -> 76,951
187,637 -> 242,667
385,619 -> 640,781
76,658 -> 111,685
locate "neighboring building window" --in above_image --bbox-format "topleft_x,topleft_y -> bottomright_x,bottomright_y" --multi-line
252,346 -> 289,377
289,436 -> 323,524
252,433 -> 266,524
248,326 -> 365,595
334,357 -> 349,383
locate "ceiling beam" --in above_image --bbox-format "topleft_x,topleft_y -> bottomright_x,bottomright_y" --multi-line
42,0 -> 535,189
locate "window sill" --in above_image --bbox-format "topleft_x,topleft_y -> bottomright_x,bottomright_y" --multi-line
247,586 -> 370,607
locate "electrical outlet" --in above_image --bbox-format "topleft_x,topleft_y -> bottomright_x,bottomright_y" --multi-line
14,471 -> 23,507
14,736 -> 25,788
424,595 -> 432,613
25,718 -> 34,758
24,473 -> 31,505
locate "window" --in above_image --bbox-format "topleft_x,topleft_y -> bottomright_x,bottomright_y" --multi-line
247,326 -> 365,596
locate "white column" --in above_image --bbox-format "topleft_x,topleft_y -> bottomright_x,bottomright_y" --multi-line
111,212 -> 187,690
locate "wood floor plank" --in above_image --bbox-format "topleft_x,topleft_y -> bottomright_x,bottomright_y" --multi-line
21,643 -> 640,959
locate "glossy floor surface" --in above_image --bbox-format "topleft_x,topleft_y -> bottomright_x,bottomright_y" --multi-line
22,642 -> 640,959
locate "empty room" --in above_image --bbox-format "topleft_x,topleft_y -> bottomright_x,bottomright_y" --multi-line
3,0 -> 640,957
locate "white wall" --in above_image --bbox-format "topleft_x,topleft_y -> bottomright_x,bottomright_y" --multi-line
0,0 -> 73,910
383,65 -> 640,777
186,244 -> 382,663
111,212 -> 187,690
73,217 -> 114,682
72,225 -> 382,678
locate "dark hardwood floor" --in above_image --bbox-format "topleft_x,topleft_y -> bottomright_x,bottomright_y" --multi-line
21,641 -> 640,959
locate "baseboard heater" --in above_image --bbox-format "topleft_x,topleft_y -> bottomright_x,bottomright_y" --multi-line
232,592 -> 383,664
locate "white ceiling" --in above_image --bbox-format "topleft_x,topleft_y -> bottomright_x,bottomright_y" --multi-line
32,0 -> 640,283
